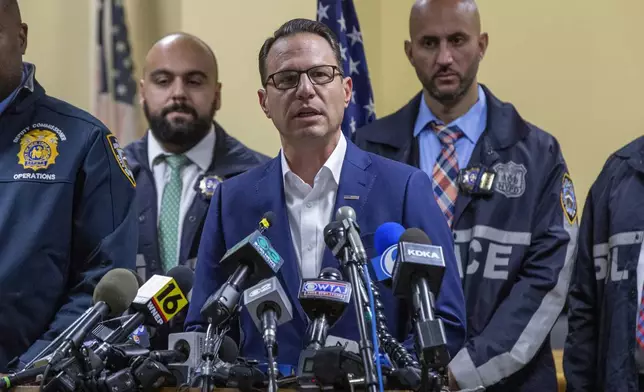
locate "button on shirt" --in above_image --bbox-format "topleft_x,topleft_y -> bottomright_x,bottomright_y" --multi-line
281,135 -> 347,279
413,84 -> 488,176
148,126 -> 216,261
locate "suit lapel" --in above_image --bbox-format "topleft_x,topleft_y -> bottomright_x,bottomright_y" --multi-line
321,140 -> 375,271
253,156 -> 307,322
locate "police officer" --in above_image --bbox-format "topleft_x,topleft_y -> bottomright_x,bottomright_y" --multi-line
125,33 -> 269,282
0,0 -> 137,370
353,0 -> 578,390
564,137 -> 644,391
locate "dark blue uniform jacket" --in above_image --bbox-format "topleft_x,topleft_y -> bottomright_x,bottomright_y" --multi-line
0,64 -> 137,371
565,136 -> 644,392
354,85 -> 578,391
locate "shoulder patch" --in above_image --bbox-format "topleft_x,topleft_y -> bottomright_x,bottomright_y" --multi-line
107,134 -> 136,187
492,161 -> 527,198
561,173 -> 577,224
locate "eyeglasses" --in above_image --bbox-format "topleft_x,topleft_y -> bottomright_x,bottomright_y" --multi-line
264,65 -> 343,90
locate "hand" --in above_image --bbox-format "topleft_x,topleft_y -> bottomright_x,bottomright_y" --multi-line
448,368 -> 459,391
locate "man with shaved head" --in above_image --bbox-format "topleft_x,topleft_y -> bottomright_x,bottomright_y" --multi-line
124,33 -> 267,349
0,0 -> 137,371
125,32 -> 267,283
355,0 -> 577,390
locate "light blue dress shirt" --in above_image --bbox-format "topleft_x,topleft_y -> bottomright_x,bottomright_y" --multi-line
413,84 -> 488,176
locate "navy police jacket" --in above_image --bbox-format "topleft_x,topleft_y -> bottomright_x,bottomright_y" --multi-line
185,137 -> 467,367
564,136 -> 644,392
0,64 -> 137,371
354,85 -> 578,391
124,123 -> 269,280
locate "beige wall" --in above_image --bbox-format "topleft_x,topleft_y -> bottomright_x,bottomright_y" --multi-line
18,0 -> 644,209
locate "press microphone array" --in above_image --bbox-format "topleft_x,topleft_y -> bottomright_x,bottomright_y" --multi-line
0,266 -> 195,392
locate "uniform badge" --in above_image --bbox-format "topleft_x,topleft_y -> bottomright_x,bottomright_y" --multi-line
458,166 -> 496,196
196,174 -> 223,200
492,161 -> 527,198
106,134 -> 136,187
17,129 -> 59,171
561,173 -> 577,224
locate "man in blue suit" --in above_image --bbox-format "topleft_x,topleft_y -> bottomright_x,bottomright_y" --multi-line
185,18 -> 466,369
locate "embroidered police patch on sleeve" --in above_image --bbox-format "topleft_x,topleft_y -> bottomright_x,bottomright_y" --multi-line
107,134 -> 136,187
492,161 -> 527,198
561,173 -> 577,224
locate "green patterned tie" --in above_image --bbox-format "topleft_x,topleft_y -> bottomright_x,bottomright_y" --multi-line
159,154 -> 189,272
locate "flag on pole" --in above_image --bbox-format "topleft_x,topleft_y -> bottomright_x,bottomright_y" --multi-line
94,0 -> 139,146
317,0 -> 376,136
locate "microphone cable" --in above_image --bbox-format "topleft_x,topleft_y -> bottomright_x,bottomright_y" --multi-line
358,268 -> 419,369
360,264 -> 385,392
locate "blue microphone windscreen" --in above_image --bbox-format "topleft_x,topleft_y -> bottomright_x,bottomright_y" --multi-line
374,222 -> 405,255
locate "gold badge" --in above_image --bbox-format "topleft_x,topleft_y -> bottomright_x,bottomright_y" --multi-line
17,129 -> 59,171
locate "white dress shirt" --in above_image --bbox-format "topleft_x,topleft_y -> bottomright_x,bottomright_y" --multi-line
148,127 -> 216,261
281,135 -> 347,279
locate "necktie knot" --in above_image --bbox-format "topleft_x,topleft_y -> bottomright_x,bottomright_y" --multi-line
430,121 -> 463,145
165,154 -> 189,170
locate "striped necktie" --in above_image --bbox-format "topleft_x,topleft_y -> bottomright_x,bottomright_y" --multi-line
158,154 -> 189,272
430,121 -> 464,227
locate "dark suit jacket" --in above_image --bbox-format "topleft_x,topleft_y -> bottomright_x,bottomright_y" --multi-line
125,122 -> 269,280
186,136 -> 467,367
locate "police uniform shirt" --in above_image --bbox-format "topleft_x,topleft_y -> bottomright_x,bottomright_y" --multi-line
148,126 -> 215,261
413,84 -> 488,176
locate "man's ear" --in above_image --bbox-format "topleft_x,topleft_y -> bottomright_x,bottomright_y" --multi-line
258,89 -> 270,118
214,82 -> 222,111
19,23 -> 28,55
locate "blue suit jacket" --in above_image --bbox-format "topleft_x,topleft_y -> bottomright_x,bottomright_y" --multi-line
185,137 -> 466,367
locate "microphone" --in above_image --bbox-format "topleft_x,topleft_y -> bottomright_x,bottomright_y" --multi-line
48,269 -> 139,366
368,222 -> 405,283
324,208 -> 378,392
299,268 -> 352,350
243,276 -> 293,392
297,267 -> 352,382
391,228 -> 449,369
93,266 -> 193,358
200,211 -> 283,327
336,206 -> 368,263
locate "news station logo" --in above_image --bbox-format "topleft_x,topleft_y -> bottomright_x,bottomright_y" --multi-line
404,243 -> 445,267
247,280 -> 273,299
253,233 -> 282,271
301,280 -> 351,302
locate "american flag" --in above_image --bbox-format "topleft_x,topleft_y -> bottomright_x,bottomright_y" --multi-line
317,0 -> 376,136
94,0 -> 139,146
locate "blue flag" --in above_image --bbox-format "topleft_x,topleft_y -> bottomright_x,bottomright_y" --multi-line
317,0 -> 376,136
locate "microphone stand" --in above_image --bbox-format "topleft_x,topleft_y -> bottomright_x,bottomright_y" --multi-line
339,245 -> 378,392
195,322 -> 228,392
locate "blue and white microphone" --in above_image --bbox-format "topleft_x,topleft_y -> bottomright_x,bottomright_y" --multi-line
368,222 -> 405,284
